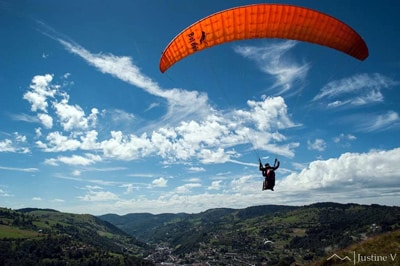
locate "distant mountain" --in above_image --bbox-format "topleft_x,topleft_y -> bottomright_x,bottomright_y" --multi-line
100,202 -> 400,265
0,207 -> 154,265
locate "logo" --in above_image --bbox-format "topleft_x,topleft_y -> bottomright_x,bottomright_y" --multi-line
327,253 -> 352,262
327,251 -> 398,265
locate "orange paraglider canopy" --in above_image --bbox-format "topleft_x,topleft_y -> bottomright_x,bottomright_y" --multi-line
159,4 -> 368,73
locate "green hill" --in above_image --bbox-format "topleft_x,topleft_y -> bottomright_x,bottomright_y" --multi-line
2,203 -> 398,265
100,202 -> 400,265
311,230 -> 400,266
0,207 -> 154,265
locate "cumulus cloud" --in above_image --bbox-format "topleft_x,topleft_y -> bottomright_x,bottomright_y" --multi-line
307,138 -> 327,152
101,131 -> 154,160
78,186 -> 119,202
38,113 -> 53,128
53,98 -> 91,131
59,146 -> 400,214
23,74 -> 56,112
152,177 -> 168,188
208,180 -> 222,190
28,81 -> 297,163
175,183 -> 202,194
333,133 -> 357,143
0,133 -> 30,154
0,139 -> 16,152
36,131 -> 81,152
279,147 -> 400,192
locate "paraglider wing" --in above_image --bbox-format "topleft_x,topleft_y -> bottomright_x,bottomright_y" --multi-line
159,4 -> 368,73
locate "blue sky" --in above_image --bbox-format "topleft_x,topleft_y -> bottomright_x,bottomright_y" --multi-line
1,0 -> 399,215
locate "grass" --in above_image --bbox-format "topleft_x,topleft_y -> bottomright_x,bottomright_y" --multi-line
309,230 -> 400,266
0,224 -> 40,239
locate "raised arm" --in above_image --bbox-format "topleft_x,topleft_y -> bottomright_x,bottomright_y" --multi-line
273,159 -> 280,170
259,160 -> 264,171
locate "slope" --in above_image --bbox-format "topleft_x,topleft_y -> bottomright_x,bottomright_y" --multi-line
0,207 -> 154,265
100,202 -> 399,265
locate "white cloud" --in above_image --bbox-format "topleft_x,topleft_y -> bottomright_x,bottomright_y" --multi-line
236,96 -> 296,131
38,113 -> 53,128
314,73 -> 397,108
101,131 -> 154,160
23,74 -> 56,112
234,41 -> 310,95
199,148 -> 231,164
0,139 -> 15,152
35,128 -> 42,138
0,166 -> 38,172
80,130 -> 100,150
78,189 -> 119,202
121,183 -> 135,194
0,188 -> 12,197
37,131 -> 81,152
59,146 -> 400,214
0,135 -> 30,154
10,113 -> 39,123
208,180 -> 222,190
104,109 -> 134,124
358,111 -> 400,132
307,138 -> 327,151
333,133 -> 356,143
21,36 -> 299,165
95,95 -> 298,163
152,177 -> 168,188
187,166 -> 206,173
175,183 -> 202,194
53,98 -> 90,131
45,154 -> 101,166
279,147 -> 400,192
52,198 -> 65,202
72,170 -> 81,176
144,102 -> 160,112
56,38 -> 211,126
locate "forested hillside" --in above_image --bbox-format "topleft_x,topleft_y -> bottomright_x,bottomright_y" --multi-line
0,208 -> 154,265
101,202 -> 400,265
1,203 -> 398,265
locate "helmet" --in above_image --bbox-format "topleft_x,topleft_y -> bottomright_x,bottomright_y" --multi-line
265,163 -> 270,167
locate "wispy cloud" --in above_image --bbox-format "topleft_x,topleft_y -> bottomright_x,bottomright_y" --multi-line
357,111 -> 400,132
0,166 -> 38,172
55,37 -> 210,126
314,73 -> 397,108
234,41 -> 310,95
0,188 -> 12,197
